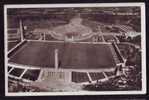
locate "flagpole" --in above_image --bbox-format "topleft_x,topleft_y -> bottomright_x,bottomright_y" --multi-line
55,49 -> 59,70
19,18 -> 24,42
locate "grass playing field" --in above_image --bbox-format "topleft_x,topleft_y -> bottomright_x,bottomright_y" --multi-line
9,41 -> 116,69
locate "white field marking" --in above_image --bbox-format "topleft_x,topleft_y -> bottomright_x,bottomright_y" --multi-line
86,72 -> 92,82
8,40 -> 25,54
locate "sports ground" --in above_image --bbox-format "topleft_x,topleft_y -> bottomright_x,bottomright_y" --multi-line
8,40 -> 116,69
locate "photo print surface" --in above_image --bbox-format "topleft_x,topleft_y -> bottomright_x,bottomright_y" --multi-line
4,3 -> 146,96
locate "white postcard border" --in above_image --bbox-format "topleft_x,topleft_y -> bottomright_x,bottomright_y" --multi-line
4,3 -> 146,96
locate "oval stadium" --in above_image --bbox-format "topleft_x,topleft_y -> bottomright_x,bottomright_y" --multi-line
6,7 -> 141,92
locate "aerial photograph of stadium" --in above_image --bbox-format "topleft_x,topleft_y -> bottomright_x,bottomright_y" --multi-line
4,3 -> 146,95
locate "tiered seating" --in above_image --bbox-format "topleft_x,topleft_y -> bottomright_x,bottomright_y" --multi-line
108,44 -> 120,64
115,25 -> 135,33
8,42 -> 20,51
24,19 -> 67,30
89,72 -> 105,81
9,68 -> 24,77
8,66 -> 12,72
8,66 -> 40,81
45,34 -> 58,41
82,19 -> 101,32
22,69 -> 40,81
104,71 -> 115,77
8,40 -> 27,57
103,35 -> 117,42
7,28 -> 20,42
72,72 -> 89,83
